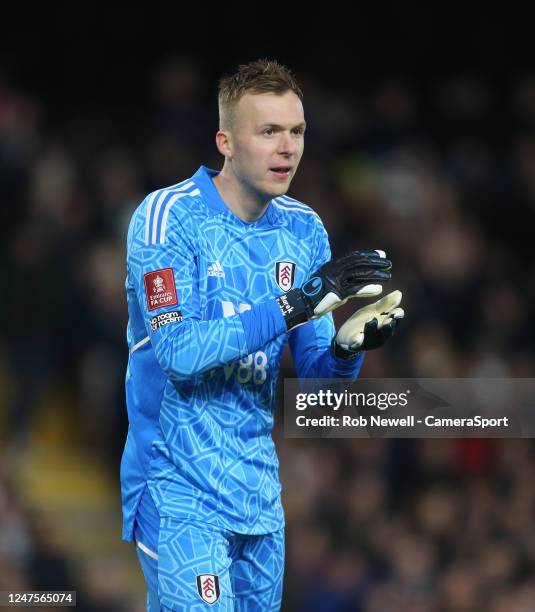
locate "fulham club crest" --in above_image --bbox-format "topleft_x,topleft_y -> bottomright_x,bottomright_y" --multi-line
275,261 -> 296,292
196,574 -> 220,605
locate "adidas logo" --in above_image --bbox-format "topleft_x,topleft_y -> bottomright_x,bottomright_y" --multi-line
208,260 -> 225,278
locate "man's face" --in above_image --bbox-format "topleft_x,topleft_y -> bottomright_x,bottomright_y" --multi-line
228,90 -> 305,199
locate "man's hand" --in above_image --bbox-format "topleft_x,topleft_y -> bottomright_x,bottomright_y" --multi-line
278,250 -> 392,330
332,290 -> 404,359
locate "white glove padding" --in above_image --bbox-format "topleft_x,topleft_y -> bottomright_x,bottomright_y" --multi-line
335,290 -> 404,354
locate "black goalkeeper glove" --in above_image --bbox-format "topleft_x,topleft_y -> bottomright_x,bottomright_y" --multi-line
277,249 -> 392,330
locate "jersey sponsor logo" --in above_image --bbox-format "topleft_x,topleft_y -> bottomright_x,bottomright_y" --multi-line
275,261 -> 296,292
196,574 -> 220,604
149,310 -> 183,331
144,268 -> 178,311
208,260 -> 225,278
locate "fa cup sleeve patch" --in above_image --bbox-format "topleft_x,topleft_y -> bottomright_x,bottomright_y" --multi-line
144,268 -> 179,311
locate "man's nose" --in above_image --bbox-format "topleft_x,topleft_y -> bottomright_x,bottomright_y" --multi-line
277,131 -> 296,155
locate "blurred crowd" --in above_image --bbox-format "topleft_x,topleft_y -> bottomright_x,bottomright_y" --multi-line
2,55 -> 535,610
0,463 -> 138,611
279,437 -> 535,611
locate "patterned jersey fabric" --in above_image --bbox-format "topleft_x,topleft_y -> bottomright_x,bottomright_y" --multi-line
120,165 -> 364,540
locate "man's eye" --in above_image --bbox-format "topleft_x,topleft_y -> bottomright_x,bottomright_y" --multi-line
264,129 -> 274,136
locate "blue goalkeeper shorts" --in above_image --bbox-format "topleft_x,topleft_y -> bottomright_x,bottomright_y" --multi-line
135,516 -> 285,611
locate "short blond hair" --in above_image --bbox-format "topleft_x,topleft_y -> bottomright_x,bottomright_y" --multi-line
218,58 -> 303,131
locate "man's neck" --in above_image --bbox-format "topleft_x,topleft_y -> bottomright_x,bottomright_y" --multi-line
212,167 -> 270,223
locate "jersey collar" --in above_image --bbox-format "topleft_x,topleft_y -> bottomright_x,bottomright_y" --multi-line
192,165 -> 283,227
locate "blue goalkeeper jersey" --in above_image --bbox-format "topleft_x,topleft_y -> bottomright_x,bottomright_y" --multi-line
120,165 -> 364,540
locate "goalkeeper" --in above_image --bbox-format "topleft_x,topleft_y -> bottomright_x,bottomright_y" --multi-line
120,58 -> 404,611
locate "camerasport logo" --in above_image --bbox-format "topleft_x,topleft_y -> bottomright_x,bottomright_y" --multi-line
275,261 -> 296,292
144,268 -> 178,311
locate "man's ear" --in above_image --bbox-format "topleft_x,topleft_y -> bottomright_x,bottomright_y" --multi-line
215,130 -> 233,159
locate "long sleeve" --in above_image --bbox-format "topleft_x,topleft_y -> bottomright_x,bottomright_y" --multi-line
128,201 -> 286,382
289,316 -> 364,380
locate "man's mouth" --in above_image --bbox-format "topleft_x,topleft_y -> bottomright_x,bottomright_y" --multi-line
269,167 -> 292,179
